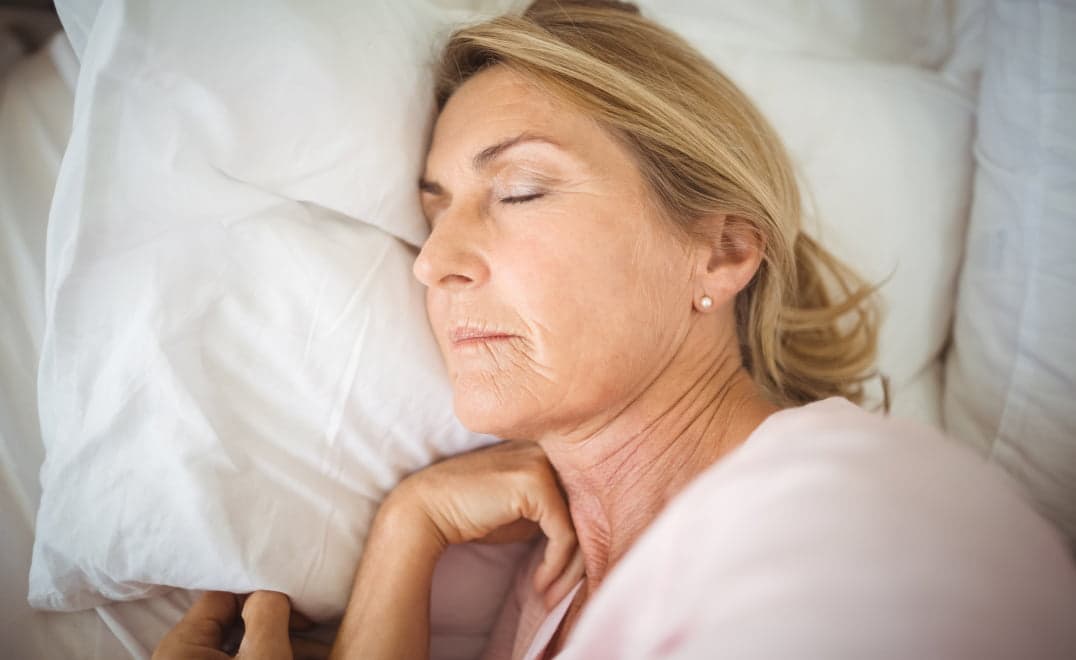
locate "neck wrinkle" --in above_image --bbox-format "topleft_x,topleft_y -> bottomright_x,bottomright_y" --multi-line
538,336 -> 772,591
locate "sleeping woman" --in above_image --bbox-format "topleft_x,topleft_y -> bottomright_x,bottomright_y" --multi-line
153,1 -> 1076,659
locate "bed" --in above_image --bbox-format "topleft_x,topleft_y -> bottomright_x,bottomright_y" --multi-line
2,1 -> 1073,658
1,18 -> 186,659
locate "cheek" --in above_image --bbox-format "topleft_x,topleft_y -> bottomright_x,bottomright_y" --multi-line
504,224 -> 619,349
443,227 -> 622,434
499,213 -> 680,390
442,200 -> 690,436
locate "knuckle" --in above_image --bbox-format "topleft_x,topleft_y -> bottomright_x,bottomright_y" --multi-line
187,617 -> 226,642
510,467 -> 546,492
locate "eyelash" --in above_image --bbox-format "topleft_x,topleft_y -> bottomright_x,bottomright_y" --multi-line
500,193 -> 545,205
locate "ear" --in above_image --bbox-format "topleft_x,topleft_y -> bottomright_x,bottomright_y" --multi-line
691,214 -> 765,311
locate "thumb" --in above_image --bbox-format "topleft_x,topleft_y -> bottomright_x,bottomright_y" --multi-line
236,591 -> 293,660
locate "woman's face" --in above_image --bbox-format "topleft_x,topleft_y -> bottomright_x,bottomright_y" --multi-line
415,65 -> 698,440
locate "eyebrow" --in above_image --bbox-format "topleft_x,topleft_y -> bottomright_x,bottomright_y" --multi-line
418,132 -> 563,196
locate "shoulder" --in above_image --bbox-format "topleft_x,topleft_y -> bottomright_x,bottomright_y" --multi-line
698,396 -> 1024,513
677,396 -> 1064,566
556,397 -> 1076,659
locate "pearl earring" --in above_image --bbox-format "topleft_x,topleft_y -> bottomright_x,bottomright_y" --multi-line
699,295 -> 713,310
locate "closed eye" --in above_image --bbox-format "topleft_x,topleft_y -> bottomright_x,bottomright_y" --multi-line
500,193 -> 545,205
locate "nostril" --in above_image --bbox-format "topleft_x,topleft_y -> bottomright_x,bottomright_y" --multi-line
413,249 -> 470,287
442,273 -> 475,286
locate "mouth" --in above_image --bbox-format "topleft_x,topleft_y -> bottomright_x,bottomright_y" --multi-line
449,326 -> 518,348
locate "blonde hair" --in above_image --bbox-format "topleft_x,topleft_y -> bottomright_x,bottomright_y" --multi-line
433,0 -> 886,410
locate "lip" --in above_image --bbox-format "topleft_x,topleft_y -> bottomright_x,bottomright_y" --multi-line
449,326 -> 518,347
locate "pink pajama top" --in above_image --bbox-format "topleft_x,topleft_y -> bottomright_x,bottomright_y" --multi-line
477,397 -> 1076,660
479,537 -> 584,660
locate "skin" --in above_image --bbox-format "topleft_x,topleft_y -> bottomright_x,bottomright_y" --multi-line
157,63 -> 780,659
152,591 -> 329,660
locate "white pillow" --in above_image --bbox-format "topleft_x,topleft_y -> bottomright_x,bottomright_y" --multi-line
31,0 -> 510,620
645,0 -> 959,68
943,0 -> 1076,548
642,2 -> 977,425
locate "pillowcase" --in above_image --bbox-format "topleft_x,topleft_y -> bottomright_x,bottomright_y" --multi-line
646,0 -> 958,68
30,0 -> 513,621
943,0 -> 1076,548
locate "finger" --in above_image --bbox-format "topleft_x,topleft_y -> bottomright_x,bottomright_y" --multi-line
167,591 -> 239,649
237,591 -> 293,660
542,545 -> 586,611
529,493 -> 578,593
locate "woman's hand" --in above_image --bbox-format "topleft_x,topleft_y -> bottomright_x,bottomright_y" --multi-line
330,440 -> 582,659
152,591 -> 329,660
390,440 -> 584,608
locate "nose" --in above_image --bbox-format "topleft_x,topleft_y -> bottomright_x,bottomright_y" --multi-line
412,209 -> 490,290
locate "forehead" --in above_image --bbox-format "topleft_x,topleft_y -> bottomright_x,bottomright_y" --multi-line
426,66 -> 601,168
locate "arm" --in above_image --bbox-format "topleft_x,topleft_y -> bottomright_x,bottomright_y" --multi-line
329,494 -> 446,660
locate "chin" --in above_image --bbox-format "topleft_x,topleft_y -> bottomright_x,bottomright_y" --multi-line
453,389 -> 529,439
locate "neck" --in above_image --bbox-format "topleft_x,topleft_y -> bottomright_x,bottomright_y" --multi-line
536,332 -> 779,590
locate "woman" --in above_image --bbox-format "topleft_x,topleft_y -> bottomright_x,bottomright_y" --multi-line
155,2 -> 1076,659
